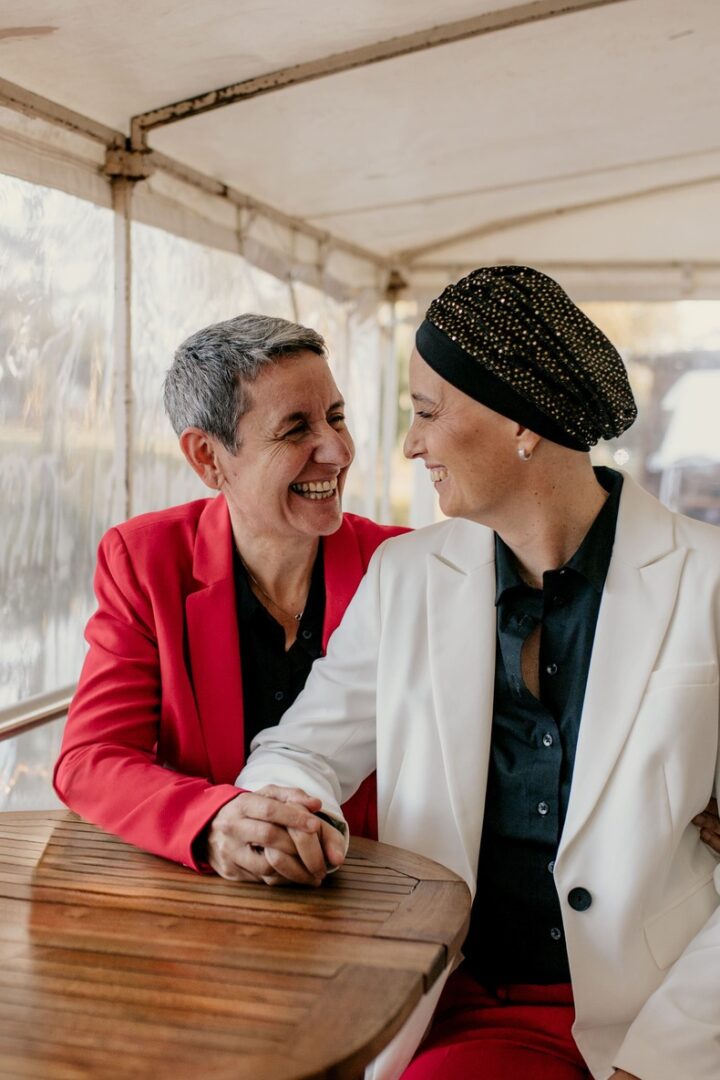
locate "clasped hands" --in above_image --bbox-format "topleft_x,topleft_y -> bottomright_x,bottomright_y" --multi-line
207,792 -> 720,888
206,785 -> 346,886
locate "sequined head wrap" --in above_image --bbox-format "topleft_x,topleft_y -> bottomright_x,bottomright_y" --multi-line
415,265 -> 637,451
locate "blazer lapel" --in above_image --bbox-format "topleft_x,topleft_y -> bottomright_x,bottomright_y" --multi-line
186,495 -> 246,785
559,475 -> 687,856
322,518 -> 364,649
426,518 -> 497,885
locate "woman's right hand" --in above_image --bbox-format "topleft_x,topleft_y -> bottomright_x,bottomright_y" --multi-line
206,785 -> 345,885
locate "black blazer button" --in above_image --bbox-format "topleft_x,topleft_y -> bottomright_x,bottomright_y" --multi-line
568,887 -> 592,911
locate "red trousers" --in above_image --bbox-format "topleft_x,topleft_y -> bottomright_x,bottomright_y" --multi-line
402,969 -> 592,1079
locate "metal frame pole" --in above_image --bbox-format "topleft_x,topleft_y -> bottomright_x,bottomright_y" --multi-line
112,177 -> 134,521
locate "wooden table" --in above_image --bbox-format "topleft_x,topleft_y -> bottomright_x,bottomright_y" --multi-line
0,811 -> 470,1079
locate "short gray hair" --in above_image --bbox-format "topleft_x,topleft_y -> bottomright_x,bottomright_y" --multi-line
164,313 -> 326,451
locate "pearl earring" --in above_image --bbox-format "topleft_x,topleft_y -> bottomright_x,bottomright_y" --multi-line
517,447 -> 532,461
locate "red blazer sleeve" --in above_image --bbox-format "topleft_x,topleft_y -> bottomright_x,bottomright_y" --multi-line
53,527 -> 239,870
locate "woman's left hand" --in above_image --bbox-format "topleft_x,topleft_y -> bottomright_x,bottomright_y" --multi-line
693,797 -> 720,853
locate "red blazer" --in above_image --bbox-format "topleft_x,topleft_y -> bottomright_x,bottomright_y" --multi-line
54,495 -> 405,868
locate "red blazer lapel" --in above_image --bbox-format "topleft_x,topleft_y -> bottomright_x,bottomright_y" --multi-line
322,517 -> 365,649
186,495 -> 245,785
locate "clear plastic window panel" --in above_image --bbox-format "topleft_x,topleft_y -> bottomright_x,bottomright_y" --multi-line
0,175 -> 114,708
0,718 -> 65,811
586,302 -> 720,525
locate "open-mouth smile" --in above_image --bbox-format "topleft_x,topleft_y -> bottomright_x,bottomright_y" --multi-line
290,478 -> 338,500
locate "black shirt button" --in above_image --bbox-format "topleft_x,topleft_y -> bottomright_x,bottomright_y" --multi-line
537,801 -> 549,816
542,732 -> 554,748
545,662 -> 558,676
550,927 -> 563,941
301,629 -> 312,640
274,690 -> 285,702
568,887 -> 593,911
547,860 -> 555,874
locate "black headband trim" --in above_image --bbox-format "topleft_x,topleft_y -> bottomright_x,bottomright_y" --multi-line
415,320 -> 590,451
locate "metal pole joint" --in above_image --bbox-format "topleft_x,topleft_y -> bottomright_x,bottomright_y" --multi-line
385,269 -> 408,302
104,146 -> 154,181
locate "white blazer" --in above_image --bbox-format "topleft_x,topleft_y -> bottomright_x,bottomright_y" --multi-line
238,474 -> 720,1080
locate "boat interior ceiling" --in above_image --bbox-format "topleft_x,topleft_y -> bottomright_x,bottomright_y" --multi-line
0,0 -> 719,300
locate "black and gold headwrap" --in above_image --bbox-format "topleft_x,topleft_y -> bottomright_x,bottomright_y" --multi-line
416,265 -> 637,451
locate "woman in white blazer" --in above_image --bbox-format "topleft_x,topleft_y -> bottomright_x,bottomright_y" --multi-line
238,267 -> 720,1080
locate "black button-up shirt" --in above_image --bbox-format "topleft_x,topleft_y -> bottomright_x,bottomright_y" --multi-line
465,467 -> 623,985
234,546 -> 325,759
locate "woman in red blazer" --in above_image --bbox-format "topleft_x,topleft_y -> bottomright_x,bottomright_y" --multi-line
54,313 -> 404,877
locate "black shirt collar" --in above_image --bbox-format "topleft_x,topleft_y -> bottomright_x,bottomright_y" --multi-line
234,542 -> 325,652
494,466 -> 623,603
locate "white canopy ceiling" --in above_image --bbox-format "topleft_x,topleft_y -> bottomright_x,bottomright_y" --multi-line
0,0 -> 719,299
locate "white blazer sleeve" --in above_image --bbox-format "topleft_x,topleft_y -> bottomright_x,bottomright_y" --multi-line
236,544 -> 383,822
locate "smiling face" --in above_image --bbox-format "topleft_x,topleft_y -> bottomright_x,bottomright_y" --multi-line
403,347 -> 522,524
213,351 -> 354,543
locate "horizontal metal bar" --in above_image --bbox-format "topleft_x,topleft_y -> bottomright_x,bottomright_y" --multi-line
0,686 -> 74,741
411,258 -> 720,273
0,76 -> 124,147
130,0 -> 632,147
